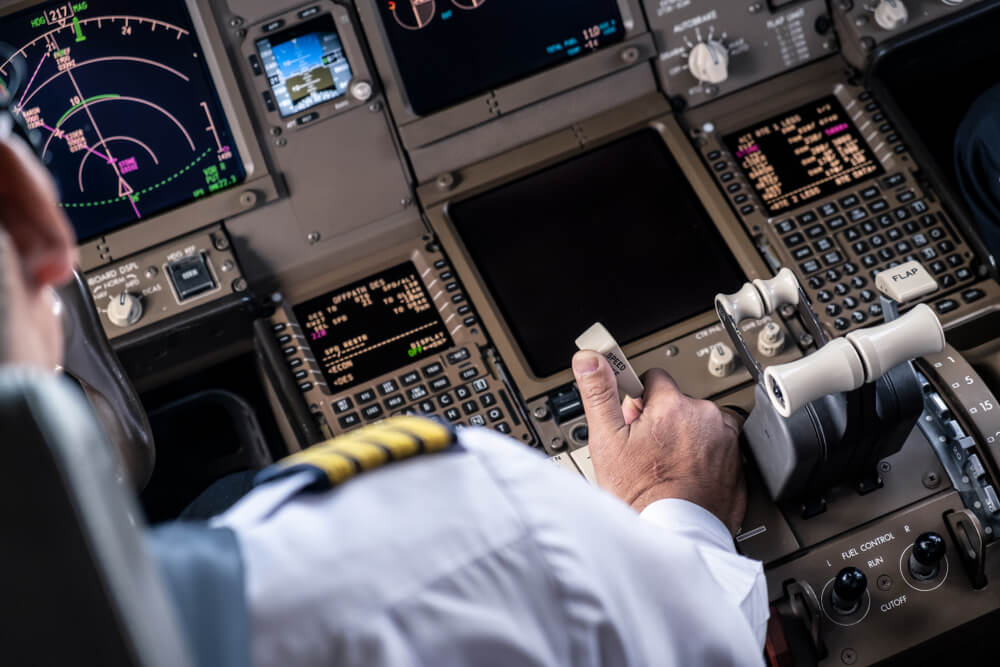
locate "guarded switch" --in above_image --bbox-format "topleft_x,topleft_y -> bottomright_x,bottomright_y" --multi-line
909,531 -> 946,580
832,567 -> 867,614
167,254 -> 216,301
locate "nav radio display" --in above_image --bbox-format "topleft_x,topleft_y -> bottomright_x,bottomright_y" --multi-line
724,96 -> 884,215
293,262 -> 453,391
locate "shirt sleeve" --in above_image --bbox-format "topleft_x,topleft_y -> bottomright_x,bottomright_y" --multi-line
640,498 -> 770,649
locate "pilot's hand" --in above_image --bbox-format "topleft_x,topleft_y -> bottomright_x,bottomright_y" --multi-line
572,351 -> 746,535
0,131 -> 77,367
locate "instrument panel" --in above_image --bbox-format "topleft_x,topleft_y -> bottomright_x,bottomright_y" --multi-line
4,0 -> 1000,664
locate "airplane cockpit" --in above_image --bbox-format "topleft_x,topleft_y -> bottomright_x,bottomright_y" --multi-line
2,0 -> 1000,663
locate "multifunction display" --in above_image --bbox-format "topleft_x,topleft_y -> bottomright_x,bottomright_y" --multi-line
294,262 -> 454,392
256,14 -> 353,117
724,96 -> 884,215
375,0 -> 624,115
0,0 -> 246,241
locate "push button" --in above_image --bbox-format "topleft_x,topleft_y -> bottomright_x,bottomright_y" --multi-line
168,254 -> 216,300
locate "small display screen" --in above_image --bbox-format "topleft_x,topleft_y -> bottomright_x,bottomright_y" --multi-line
724,96 -> 884,215
375,0 -> 624,116
449,129 -> 746,378
256,15 -> 353,117
0,0 -> 246,241
293,262 -> 454,392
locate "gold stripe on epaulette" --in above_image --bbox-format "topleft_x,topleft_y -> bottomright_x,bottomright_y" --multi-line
272,416 -> 455,488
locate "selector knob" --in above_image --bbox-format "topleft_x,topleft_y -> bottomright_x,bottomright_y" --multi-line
832,566 -> 867,614
757,322 -> 786,358
874,0 -> 909,30
688,40 -> 730,85
107,292 -> 143,328
708,342 -> 736,378
909,531 -> 946,580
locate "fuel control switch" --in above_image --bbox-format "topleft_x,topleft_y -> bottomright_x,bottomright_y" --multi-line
909,532 -> 946,580
832,567 -> 867,614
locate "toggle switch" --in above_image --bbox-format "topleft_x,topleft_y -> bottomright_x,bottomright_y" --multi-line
909,532 -> 946,580
832,567 -> 867,614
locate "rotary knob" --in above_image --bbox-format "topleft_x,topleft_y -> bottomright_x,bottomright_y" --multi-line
708,342 -> 736,378
909,531 -> 946,580
688,40 -> 730,85
107,292 -> 143,328
757,322 -> 786,357
874,0 -> 908,30
832,567 -> 867,614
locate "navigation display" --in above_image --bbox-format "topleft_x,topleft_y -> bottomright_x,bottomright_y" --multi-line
375,0 -> 624,116
256,15 -> 353,118
724,96 -> 883,215
0,0 -> 246,241
294,262 -> 454,392
450,129 -> 746,378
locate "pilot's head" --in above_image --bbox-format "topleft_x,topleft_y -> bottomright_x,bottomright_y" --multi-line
0,108 -> 77,369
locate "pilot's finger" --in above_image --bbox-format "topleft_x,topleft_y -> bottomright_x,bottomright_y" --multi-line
573,351 -> 627,440
0,133 -> 76,286
719,407 -> 745,439
622,395 -> 644,425
639,368 -> 683,408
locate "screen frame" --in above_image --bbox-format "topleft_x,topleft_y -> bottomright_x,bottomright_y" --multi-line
421,103 -> 771,399
0,0 -> 280,269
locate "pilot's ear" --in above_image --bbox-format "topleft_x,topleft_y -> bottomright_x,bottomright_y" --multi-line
0,131 -> 77,288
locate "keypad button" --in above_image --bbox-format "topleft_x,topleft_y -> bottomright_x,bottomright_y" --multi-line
827,216 -> 847,231
936,299 -> 960,314
851,311 -> 867,324
826,303 -> 842,316
912,233 -> 928,247
784,233 -> 806,247
840,194 -> 860,208
334,398 -> 354,414
843,296 -> 858,309
848,207 -> 867,222
444,408 -> 462,422
897,190 -> 916,203
707,150 -> 721,160
878,248 -> 895,262
734,194 -> 749,205
459,367 -> 479,381
455,385 -> 472,401
956,267 -> 973,281
940,274 -> 956,289
962,289 -> 986,303
894,144 -> 907,154
793,246 -> 815,261
798,211 -> 819,225
843,262 -> 859,276
806,224 -> 825,239
930,261 -> 946,274
845,228 -> 862,242
400,371 -> 420,386
452,294 -> 466,304
362,404 -> 384,421
339,413 -> 361,429
445,282 -> 459,292
823,251 -> 843,266
884,173 -> 905,188
294,370 -> 308,381
439,271 -> 454,281
776,220 -> 796,235
355,389 -> 376,404
721,172 -> 735,182
430,377 -> 451,392
495,422 -> 512,434
283,346 -> 297,357
469,415 -> 487,427
447,348 -> 471,364
895,241 -> 912,254
487,408 -> 503,423
894,207 -> 912,221
800,260 -> 821,274
938,240 -> 955,254
289,358 -> 303,369
472,378 -> 490,393
481,393 -> 497,408
869,303 -> 883,317
378,380 -> 399,396
422,362 -> 444,377
870,235 -> 885,248
826,269 -> 842,282
434,259 -> 448,269
815,238 -> 834,253
299,382 -> 314,392
385,395 -> 406,410
860,186 -> 880,200
273,322 -> 287,333
921,214 -> 937,228
808,276 -> 825,289
860,289 -> 876,302
886,228 -> 902,242
877,214 -> 894,228
852,241 -> 870,254
834,318 -> 850,331
911,200 -> 929,215
819,203 -> 838,217
921,247 -> 938,261
438,393 -> 454,407
835,283 -> 849,296
740,205 -> 755,215
817,290 -> 833,303
277,334 -> 292,345
463,316 -> 477,327
462,400 -> 478,415
457,305 -> 472,316
947,254 -> 963,268
713,161 -> 728,172
850,276 -> 867,289
928,227 -> 945,241
419,400 -> 436,414
865,102 -> 879,112
861,221 -> 878,235
862,255 -> 878,268
408,385 -> 430,402
868,199 -> 889,213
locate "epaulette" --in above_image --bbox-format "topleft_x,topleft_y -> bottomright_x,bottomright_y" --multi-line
255,415 -> 456,491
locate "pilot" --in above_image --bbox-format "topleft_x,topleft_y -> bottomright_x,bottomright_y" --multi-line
1,111 -> 768,665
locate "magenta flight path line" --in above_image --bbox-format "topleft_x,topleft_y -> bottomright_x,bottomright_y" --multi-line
17,52 -> 47,109
37,121 -> 114,164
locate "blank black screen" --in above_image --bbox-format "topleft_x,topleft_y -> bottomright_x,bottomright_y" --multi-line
374,0 -> 623,116
449,129 -> 746,378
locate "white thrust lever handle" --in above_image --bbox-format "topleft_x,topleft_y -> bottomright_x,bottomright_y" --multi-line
845,304 -> 945,380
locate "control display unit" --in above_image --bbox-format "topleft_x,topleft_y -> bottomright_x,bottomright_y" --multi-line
0,0 -> 246,241
449,129 -> 746,378
724,96 -> 883,215
255,14 -> 353,118
293,261 -> 454,392
374,0 -> 624,116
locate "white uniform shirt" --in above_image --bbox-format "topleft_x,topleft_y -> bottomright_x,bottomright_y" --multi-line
217,428 -> 769,667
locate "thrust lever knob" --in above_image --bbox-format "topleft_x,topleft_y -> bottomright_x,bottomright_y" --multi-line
845,303 -> 945,379
832,567 -> 867,614
909,532 -> 946,580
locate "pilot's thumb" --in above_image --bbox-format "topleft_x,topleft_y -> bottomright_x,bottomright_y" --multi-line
573,351 -> 626,438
